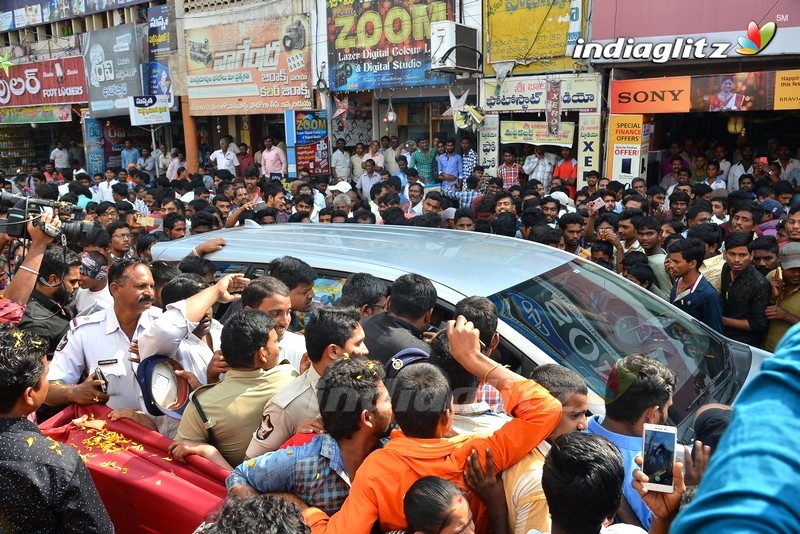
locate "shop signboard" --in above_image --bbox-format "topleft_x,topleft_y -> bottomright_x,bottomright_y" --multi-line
128,95 -> 170,126
0,104 -> 71,125
0,0 -> 149,30
577,113 -> 600,188
284,109 -> 329,178
83,114 -> 152,172
774,70 -> 800,110
499,121 -> 575,147
606,114 -> 643,186
147,3 -> 174,108
185,16 -> 311,116
484,0 -> 585,75
480,74 -> 601,114
478,114 -> 500,177
326,0 -> 453,91
611,71 -> 779,114
0,56 -> 86,108
83,24 -> 145,118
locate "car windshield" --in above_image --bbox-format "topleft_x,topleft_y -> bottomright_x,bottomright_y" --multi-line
489,258 -> 733,425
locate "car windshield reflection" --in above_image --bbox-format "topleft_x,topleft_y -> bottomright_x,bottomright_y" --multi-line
489,258 -> 732,425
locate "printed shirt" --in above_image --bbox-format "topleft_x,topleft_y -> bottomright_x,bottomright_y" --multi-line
0,418 -> 113,533
228,433 -> 351,516
462,149 -> 478,180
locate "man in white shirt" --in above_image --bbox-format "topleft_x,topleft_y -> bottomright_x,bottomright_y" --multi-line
777,144 -> 800,178
75,251 -> 114,316
728,145 -> 756,193
50,141 -> 70,176
210,138 -> 239,175
383,136 -> 400,175
45,259 -> 168,433
713,145 -> 732,181
96,168 -> 118,203
522,145 -> 556,192
260,137 -> 287,175
136,147 -> 157,183
157,144 -> 170,179
331,138 -> 352,182
166,150 -> 186,181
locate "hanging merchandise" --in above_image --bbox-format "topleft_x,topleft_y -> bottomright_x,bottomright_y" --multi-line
333,95 -> 349,128
443,89 -> 485,132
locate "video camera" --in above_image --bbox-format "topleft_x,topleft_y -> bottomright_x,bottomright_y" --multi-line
0,191 -> 100,244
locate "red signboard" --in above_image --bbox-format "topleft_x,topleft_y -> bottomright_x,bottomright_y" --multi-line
0,56 -> 87,108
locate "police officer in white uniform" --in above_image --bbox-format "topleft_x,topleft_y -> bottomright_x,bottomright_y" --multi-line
46,259 -> 164,431
245,308 -> 369,458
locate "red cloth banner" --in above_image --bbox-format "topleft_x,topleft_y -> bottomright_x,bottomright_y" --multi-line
40,404 -> 228,534
0,56 -> 87,108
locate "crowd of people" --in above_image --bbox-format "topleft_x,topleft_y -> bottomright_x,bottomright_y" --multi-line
0,132 -> 797,533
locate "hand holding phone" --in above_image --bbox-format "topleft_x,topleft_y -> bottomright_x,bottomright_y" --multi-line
94,367 -> 108,394
588,197 -> 605,212
642,423 -> 677,493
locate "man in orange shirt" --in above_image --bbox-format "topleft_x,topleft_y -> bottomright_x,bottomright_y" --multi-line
554,147 -> 578,198
302,316 -> 562,534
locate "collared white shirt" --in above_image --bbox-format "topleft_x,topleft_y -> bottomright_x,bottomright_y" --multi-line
210,149 -> 239,173
718,159 -> 732,181
97,180 -> 118,202
777,158 -> 800,178
331,149 -> 352,181
138,300 -> 221,386
384,146 -> 399,175
48,306 -> 163,412
75,286 -> 114,316
279,331 -> 307,371
727,162 -> 754,192
50,147 -> 69,168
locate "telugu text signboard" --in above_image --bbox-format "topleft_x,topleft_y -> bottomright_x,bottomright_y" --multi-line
327,0 -> 453,91
480,74 -> 601,113
185,16 -> 312,116
500,121 -> 575,147
0,56 -> 86,108
129,95 -> 170,126
83,24 -> 145,118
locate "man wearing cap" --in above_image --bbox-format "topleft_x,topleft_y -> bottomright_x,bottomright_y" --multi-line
331,138 -> 351,183
327,181 -> 352,205
759,199 -> 783,237
75,251 -> 113,316
764,242 -> 800,351
441,207 -> 457,229
245,308 -> 369,458
171,309 -> 297,468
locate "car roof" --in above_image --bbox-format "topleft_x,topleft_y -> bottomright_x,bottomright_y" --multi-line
151,224 -> 575,296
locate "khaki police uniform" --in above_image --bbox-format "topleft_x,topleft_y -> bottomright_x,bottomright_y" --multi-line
245,364 -> 322,459
176,362 -> 298,468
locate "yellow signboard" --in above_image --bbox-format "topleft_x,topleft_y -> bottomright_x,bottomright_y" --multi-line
500,121 -> 575,147
484,0 -> 585,75
774,70 -> 800,110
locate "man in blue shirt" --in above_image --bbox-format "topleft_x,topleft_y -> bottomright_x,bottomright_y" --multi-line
227,356 -> 392,515
667,237 -> 724,333
672,323 -> 800,533
120,140 -> 140,170
437,139 -> 462,190
585,353 -> 676,530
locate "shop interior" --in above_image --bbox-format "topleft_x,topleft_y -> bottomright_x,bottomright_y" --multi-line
0,113 -> 83,175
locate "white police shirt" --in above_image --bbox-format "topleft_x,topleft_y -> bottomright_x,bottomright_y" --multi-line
138,299 -> 222,385
48,306 -> 163,413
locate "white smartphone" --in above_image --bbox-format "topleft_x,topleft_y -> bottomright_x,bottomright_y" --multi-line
588,197 -> 605,211
642,423 -> 677,493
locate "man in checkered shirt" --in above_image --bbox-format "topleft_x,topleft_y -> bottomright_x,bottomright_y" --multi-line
460,138 -> 478,185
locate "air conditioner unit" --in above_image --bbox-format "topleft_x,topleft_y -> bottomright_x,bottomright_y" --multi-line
430,21 -> 480,74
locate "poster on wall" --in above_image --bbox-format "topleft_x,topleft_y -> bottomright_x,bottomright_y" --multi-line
83,114 -> 153,172
83,23 -> 145,118
478,114 -> 499,177
285,109 -> 330,178
331,93 -> 372,146
577,113 -> 600,188
147,4 -> 174,108
0,104 -> 71,125
606,114 -> 643,186
499,121 -> 575,147
326,0 -> 453,91
0,56 -> 87,108
185,16 -> 312,116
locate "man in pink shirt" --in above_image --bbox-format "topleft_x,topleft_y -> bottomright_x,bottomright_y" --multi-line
366,140 -> 384,172
261,137 -> 287,175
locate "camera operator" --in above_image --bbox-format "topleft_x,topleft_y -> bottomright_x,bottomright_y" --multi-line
17,245 -> 81,359
0,212 -> 63,324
